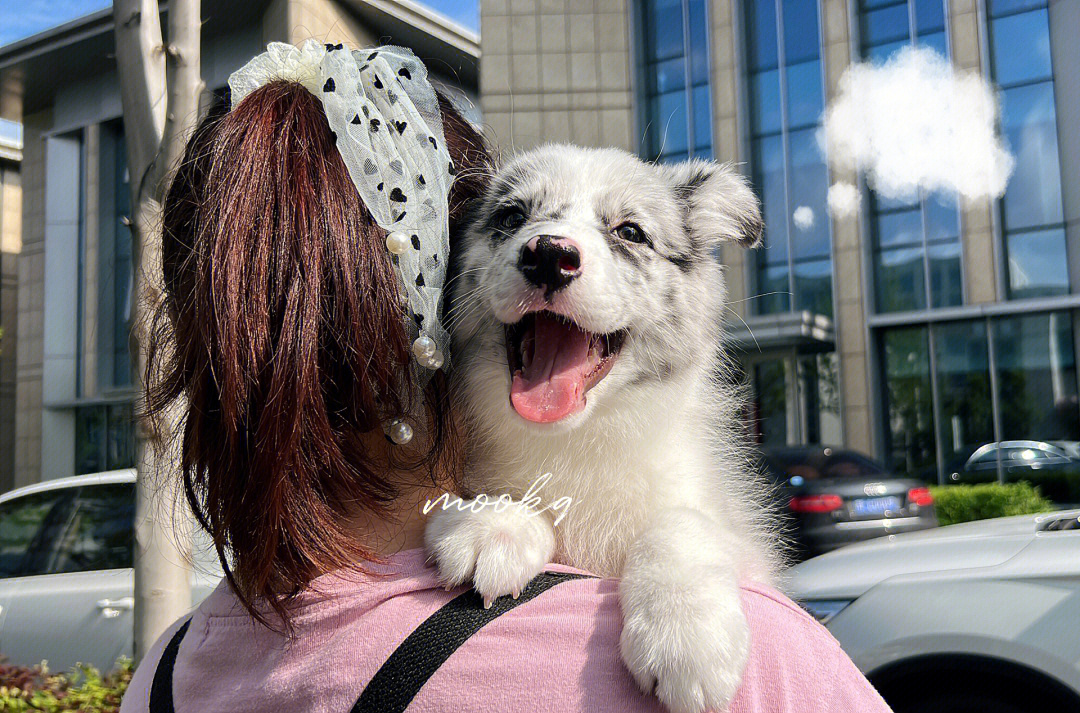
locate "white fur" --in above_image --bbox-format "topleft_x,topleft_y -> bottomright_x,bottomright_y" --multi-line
427,145 -> 778,713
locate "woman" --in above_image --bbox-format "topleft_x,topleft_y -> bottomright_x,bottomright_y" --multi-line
121,42 -> 891,713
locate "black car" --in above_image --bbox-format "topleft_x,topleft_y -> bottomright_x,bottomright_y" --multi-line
761,445 -> 938,560
950,440 -> 1080,505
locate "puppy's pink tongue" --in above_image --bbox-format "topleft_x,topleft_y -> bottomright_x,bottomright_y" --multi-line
511,314 -> 594,423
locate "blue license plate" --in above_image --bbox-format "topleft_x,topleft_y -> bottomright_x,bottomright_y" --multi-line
851,496 -> 902,516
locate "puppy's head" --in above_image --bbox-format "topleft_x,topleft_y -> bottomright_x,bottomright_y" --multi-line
448,144 -> 761,429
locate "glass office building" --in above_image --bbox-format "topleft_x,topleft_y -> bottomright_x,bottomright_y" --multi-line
626,0 -> 1077,484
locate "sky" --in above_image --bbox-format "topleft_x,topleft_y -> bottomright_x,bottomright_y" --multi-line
0,0 -> 479,47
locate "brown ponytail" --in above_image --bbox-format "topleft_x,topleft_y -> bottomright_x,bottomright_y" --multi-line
147,80 -> 492,624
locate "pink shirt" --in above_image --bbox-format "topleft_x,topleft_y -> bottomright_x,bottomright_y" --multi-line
120,549 -> 891,713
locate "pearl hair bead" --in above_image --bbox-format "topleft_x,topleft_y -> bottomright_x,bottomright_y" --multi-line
385,231 -> 410,255
412,335 -> 436,360
388,419 -> 413,445
424,350 -> 444,370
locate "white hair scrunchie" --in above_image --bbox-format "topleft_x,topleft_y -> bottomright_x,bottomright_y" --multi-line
229,41 -> 456,416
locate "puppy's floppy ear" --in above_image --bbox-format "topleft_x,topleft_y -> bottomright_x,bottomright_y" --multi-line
660,160 -> 763,249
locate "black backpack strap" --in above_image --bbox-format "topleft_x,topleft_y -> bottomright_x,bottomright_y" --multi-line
148,618 -> 192,713
351,571 -> 592,713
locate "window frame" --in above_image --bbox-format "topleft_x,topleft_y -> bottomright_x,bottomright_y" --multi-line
637,0 -> 714,163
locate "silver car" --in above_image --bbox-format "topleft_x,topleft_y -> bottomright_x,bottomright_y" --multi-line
0,470 -> 222,672
786,511 -> 1080,713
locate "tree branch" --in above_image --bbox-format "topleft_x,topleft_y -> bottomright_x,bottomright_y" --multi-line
151,0 -> 203,201
113,0 -> 165,212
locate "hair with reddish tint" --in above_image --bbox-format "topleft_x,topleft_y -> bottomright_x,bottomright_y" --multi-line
146,80 -> 492,625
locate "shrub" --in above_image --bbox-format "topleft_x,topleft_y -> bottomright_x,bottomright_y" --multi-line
929,482 -> 1056,527
0,658 -> 132,712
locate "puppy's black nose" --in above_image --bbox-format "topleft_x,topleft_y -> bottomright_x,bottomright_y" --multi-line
519,235 -> 582,293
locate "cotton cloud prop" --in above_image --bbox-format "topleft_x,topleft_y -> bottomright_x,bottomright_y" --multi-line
822,46 -> 1013,213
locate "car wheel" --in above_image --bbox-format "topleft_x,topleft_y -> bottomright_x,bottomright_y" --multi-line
898,693 -> 1030,713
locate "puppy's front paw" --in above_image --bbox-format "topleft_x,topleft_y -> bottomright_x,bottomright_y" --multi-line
619,507 -> 751,713
424,499 -> 555,606
619,579 -> 749,713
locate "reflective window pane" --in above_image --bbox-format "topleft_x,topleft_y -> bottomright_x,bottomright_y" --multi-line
1000,82 -> 1064,231
755,134 -> 789,264
649,57 -> 686,95
688,0 -> 710,84
785,60 -> 824,128
877,246 -> 927,312
658,151 -> 689,163
794,258 -> 834,316
75,403 -> 136,475
934,321 -> 994,471
652,91 -> 689,155
641,0 -> 710,165
914,0 -> 945,34
991,9 -> 1053,86
917,31 -> 948,57
753,360 -> 790,445
928,240 -> 963,308
875,207 -> 923,248
748,0 -> 830,316
862,4 -> 911,46
1006,228 -> 1070,299
882,327 -> 936,479
782,0 -> 821,63
751,69 -> 783,136
644,0 -> 685,60
988,0 -> 1045,15
995,312 -> 1079,441
994,312 -> 1080,503
867,39 -> 909,63
748,0 -> 780,70
873,192 -> 920,213
756,263 -> 793,312
787,128 -> 830,260
924,194 -> 960,242
692,84 -> 712,155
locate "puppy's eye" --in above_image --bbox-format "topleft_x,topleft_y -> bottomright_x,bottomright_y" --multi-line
614,222 -> 647,244
495,207 -> 527,232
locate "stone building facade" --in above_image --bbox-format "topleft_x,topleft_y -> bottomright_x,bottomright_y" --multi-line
0,0 -> 479,486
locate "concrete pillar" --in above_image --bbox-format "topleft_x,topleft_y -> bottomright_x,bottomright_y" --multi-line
480,0 -> 635,154
712,0 -> 750,313
1048,0 -> 1080,294
821,0 -> 874,454
950,0 -> 1000,303
14,110 -> 48,487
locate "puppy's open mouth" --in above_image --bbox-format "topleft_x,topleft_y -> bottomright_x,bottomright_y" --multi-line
505,311 -> 625,423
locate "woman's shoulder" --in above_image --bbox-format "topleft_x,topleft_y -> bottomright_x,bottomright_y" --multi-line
118,555 -> 890,713
466,568 -> 890,713
118,613 -> 192,713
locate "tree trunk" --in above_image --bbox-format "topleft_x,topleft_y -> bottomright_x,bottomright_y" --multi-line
113,0 -> 203,662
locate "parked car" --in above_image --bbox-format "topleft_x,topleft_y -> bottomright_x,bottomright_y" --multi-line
786,510 -> 1080,713
761,446 -> 938,559
0,470 -> 222,672
951,440 -> 1080,505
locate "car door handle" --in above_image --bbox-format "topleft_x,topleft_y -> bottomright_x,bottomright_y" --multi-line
97,597 -> 135,614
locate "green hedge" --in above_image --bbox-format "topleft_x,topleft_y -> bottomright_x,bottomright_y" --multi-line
0,659 -> 131,712
929,482 -> 1056,527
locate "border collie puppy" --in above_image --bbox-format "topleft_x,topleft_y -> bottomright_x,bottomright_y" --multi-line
427,144 -> 780,713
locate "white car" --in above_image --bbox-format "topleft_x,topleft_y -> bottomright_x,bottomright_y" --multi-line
0,470 -> 222,672
786,510 -> 1080,713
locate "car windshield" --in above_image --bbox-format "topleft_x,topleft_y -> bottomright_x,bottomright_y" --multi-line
766,450 -> 889,482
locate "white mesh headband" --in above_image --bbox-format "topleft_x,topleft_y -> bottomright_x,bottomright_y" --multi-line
229,41 -> 456,444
